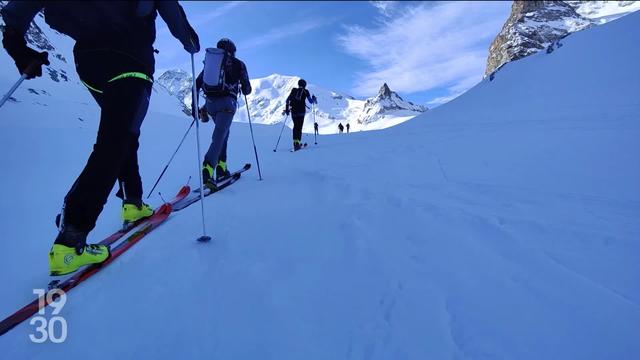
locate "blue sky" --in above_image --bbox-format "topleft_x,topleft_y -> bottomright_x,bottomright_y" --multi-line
155,1 -> 511,106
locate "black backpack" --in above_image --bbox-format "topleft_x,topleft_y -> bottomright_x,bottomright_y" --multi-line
289,88 -> 308,113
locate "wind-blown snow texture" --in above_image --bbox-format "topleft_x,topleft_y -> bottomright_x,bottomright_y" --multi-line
1,8 -> 639,360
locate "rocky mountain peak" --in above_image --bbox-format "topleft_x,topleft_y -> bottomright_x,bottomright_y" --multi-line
378,83 -> 393,98
357,83 -> 427,125
485,0 -> 592,77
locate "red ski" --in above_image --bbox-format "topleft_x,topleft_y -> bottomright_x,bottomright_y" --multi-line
0,185 -> 190,336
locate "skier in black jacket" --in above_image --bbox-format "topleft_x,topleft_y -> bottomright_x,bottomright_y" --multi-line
195,38 -> 251,186
1,1 -> 199,275
284,79 -> 317,151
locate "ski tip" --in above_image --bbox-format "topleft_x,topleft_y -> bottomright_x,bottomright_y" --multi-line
197,235 -> 212,243
178,185 -> 191,197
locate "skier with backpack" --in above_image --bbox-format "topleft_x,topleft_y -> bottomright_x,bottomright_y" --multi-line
195,38 -> 251,188
1,1 -> 199,275
338,123 -> 344,133
284,79 -> 317,151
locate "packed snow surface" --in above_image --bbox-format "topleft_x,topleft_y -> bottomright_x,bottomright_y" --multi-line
0,9 -> 639,360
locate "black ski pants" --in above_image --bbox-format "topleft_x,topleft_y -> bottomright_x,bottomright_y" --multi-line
292,113 -> 305,143
63,49 -> 152,232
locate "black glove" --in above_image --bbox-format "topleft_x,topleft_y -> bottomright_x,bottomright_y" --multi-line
2,27 -> 50,79
283,109 -> 290,116
178,7 -> 200,54
199,106 -> 209,122
185,26 -> 200,54
312,95 -> 317,104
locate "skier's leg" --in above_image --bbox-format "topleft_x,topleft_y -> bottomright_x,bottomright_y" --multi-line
60,56 -> 152,238
215,129 -> 230,180
115,136 -> 142,201
292,115 -> 304,148
115,136 -> 154,223
203,97 -> 235,183
219,130 -> 229,164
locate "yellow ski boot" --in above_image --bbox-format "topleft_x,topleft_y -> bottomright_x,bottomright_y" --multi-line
202,162 -> 217,191
122,200 -> 154,227
49,226 -> 110,276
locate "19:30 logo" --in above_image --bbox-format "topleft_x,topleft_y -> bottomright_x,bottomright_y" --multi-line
29,289 -> 68,343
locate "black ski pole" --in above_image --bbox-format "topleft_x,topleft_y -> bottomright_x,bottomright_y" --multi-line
0,73 -> 28,109
146,118 -> 196,199
273,113 -> 289,152
313,103 -> 318,145
191,53 -> 211,242
244,94 -> 263,180
1,58 -> 50,109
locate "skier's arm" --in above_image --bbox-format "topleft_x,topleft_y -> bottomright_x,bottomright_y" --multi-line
239,61 -> 252,96
285,90 -> 293,113
1,1 -> 43,34
155,1 -> 200,53
1,1 -> 50,79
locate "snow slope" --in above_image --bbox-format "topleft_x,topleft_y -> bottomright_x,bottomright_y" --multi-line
0,8 -> 639,360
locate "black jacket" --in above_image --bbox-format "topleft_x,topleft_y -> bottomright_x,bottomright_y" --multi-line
1,1 -> 198,75
286,87 -> 312,116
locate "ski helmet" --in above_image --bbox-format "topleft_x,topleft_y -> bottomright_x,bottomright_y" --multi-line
298,79 -> 307,88
217,38 -> 236,56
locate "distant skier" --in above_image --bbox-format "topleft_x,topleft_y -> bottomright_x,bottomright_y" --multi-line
1,1 -> 199,275
346,123 -> 350,133
314,122 -> 319,136
338,123 -> 344,133
284,79 -> 317,151
195,38 -> 251,188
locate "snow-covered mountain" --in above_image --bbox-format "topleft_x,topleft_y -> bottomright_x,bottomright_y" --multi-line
357,83 -> 427,125
567,0 -> 640,23
485,0 -> 640,77
157,71 -> 428,134
2,9 -> 639,358
485,1 -> 592,77
1,4 -> 639,359
2,1 -> 425,135
156,69 -> 192,115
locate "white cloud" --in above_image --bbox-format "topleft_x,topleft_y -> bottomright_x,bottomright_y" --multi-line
338,1 -> 509,100
157,2 -> 246,36
243,19 -> 327,50
191,2 -> 247,27
370,1 -> 398,17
